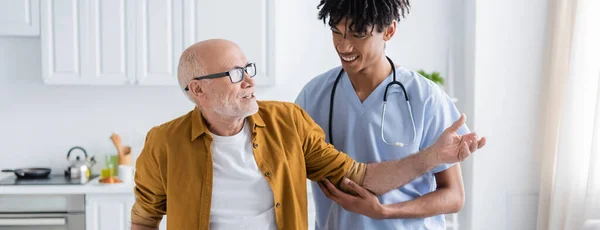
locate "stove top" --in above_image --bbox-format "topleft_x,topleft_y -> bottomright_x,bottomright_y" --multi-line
0,174 -> 99,185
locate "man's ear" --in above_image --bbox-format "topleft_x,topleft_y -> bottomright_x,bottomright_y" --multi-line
189,81 -> 205,98
383,21 -> 397,41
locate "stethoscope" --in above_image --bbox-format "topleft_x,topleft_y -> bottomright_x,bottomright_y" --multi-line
328,56 -> 416,147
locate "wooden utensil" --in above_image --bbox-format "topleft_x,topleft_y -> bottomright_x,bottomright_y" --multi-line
119,146 -> 132,166
110,133 -> 122,155
110,133 -> 132,166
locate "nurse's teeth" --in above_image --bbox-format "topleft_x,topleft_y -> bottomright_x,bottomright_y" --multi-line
342,56 -> 358,61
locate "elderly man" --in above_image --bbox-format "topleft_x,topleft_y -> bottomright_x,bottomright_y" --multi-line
130,39 -> 485,230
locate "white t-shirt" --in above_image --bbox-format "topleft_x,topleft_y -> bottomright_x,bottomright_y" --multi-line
209,121 -> 277,230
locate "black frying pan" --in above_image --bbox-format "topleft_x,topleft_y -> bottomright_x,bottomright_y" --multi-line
1,168 -> 51,179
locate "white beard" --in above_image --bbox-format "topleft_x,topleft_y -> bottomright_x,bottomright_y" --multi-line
212,96 -> 258,119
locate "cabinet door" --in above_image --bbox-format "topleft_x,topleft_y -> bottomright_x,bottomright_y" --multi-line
87,0 -> 136,84
136,0 -> 184,86
86,194 -> 135,230
40,0 -> 87,84
0,0 -> 40,36
86,194 -> 167,230
186,0 -> 275,86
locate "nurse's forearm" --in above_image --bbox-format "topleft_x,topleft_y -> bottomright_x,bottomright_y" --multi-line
361,148 -> 438,195
381,188 -> 461,219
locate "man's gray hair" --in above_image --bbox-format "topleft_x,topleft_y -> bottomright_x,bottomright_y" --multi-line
177,49 -> 208,102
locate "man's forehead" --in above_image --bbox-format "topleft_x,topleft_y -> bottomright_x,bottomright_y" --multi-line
202,47 -> 246,72
221,55 -> 248,70
331,21 -> 374,33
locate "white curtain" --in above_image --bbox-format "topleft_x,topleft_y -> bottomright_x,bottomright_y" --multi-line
537,0 -> 600,229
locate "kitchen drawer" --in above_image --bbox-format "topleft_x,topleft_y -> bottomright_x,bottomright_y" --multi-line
0,213 -> 84,230
0,194 -> 84,213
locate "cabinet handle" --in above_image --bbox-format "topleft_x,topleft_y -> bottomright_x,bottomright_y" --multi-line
0,218 -> 66,226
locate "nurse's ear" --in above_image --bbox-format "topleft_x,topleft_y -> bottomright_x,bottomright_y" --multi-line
383,21 -> 397,41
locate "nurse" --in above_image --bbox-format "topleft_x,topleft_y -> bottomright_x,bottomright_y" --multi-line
295,0 -> 484,229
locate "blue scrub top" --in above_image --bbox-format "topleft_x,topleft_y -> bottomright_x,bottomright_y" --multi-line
295,65 -> 470,230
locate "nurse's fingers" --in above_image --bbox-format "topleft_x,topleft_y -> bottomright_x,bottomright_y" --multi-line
343,178 -> 370,198
465,133 -> 478,152
469,138 -> 478,153
323,178 -> 353,200
447,114 -> 466,133
478,137 -> 487,149
461,132 -> 478,146
318,181 -> 336,200
458,141 -> 471,161
460,132 -> 486,152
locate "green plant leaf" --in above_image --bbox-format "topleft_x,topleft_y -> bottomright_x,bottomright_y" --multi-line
417,69 -> 444,85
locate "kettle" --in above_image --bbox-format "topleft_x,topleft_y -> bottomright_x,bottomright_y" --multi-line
64,146 -> 96,182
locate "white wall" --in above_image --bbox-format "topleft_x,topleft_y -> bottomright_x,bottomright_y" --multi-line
0,37 -> 194,174
469,0 -> 549,230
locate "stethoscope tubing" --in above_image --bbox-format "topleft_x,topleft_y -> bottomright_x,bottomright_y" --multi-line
329,56 -> 417,147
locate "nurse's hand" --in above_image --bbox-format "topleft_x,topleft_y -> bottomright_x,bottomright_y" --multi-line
429,113 -> 487,164
318,178 -> 389,220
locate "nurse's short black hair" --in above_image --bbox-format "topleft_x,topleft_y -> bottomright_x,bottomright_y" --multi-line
317,0 -> 410,34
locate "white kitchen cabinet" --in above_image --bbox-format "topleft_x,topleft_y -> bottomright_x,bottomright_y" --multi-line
0,0 -> 40,36
184,0 -> 275,86
40,0 -> 85,84
86,194 -> 166,230
88,0 -> 136,84
40,0 -> 183,86
135,0 -> 184,86
86,194 -> 134,230
40,0 -> 273,86
41,0 -> 135,85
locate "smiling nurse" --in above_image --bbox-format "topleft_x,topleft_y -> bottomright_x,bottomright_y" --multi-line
295,0 -> 485,229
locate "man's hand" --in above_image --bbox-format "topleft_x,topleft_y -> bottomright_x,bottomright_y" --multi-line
427,114 -> 486,164
318,178 -> 388,220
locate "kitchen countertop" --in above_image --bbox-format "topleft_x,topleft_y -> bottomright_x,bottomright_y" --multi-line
0,177 -> 135,195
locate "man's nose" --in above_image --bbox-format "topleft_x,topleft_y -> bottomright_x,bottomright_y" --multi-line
240,73 -> 254,88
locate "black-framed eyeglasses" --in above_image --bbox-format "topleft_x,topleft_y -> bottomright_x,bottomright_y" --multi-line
184,63 -> 257,91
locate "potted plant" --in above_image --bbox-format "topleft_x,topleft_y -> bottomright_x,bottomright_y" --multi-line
417,69 -> 444,86
417,69 -> 458,102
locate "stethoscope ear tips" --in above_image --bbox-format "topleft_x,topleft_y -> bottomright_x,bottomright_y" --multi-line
393,142 -> 404,147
